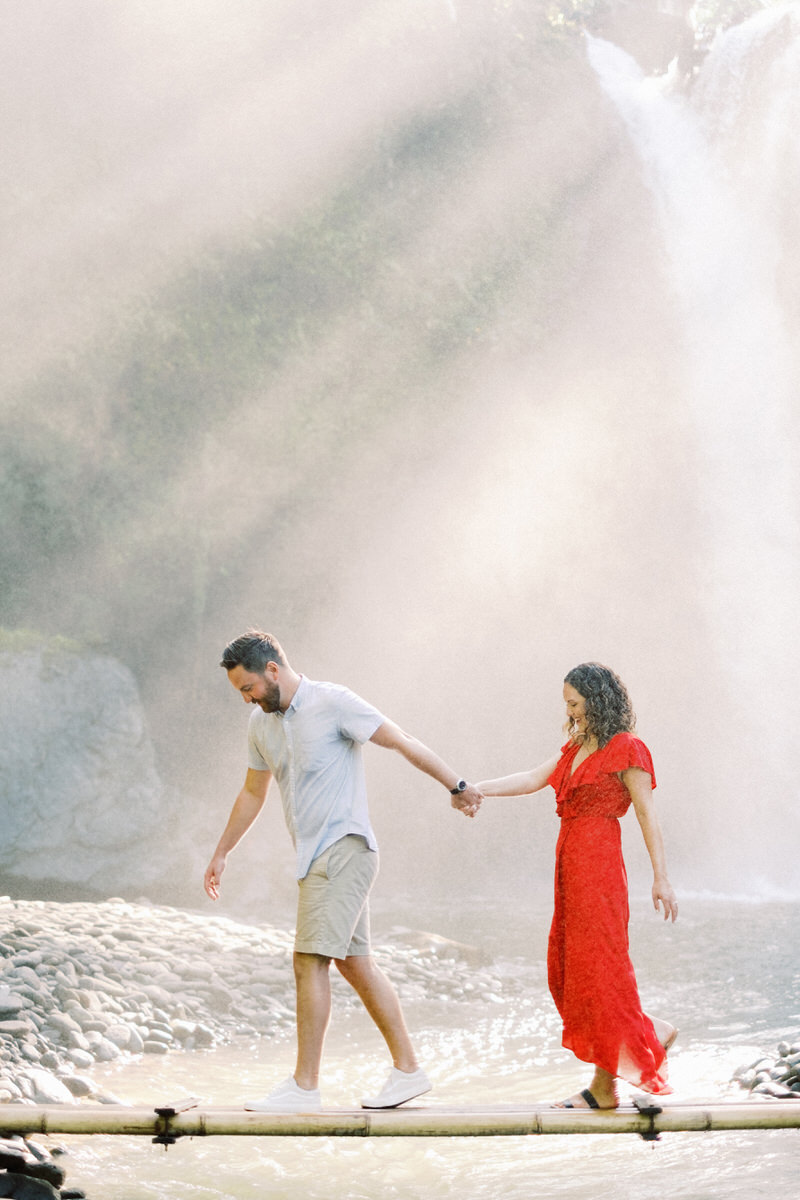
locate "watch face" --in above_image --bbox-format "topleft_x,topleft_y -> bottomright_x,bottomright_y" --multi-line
452,780 -> 467,793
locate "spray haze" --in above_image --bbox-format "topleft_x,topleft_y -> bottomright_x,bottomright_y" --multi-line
1,1 -> 798,908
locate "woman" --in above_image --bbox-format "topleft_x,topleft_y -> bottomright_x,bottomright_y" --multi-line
477,662 -> 678,1109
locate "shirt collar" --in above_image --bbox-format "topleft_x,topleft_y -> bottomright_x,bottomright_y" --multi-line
283,674 -> 307,715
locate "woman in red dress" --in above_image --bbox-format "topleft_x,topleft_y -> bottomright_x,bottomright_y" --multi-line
477,662 -> 678,1109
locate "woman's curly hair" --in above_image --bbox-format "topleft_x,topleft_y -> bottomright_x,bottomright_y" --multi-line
564,662 -> 636,748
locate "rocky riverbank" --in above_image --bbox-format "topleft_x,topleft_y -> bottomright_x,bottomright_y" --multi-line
0,896 -> 506,1101
0,894 -> 511,1196
0,896 -> 297,1108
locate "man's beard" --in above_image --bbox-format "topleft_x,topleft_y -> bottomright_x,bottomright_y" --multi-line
258,680 -> 282,712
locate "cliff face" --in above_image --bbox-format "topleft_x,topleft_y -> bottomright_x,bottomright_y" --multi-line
0,646 -> 201,898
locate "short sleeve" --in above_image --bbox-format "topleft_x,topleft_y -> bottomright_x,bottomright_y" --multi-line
601,733 -> 656,788
247,714 -> 272,771
336,687 -> 385,744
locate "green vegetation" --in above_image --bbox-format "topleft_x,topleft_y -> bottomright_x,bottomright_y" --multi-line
547,0 -> 779,38
0,628 -> 86,658
693,0 -> 775,41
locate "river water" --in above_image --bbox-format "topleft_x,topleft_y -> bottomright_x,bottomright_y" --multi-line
55,895 -> 798,1199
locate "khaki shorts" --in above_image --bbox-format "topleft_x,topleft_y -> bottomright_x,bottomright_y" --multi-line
295,835 -> 379,959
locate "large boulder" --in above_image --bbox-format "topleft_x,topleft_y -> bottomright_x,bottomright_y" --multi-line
0,644 -> 203,897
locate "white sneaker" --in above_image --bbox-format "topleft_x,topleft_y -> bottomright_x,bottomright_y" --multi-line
361,1067 -> 432,1109
244,1076 -> 322,1112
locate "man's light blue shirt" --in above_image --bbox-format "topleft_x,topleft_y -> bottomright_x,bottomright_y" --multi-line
246,676 -> 384,879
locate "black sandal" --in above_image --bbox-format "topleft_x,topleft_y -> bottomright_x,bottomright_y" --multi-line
560,1088 -> 600,1109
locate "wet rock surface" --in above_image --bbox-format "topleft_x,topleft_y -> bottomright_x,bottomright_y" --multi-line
0,1134 -> 78,1199
733,1037 -> 800,1099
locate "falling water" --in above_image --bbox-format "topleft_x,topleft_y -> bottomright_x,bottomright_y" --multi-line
586,8 -> 800,865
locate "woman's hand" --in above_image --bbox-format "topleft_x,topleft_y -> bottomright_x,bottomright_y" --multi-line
652,877 -> 678,922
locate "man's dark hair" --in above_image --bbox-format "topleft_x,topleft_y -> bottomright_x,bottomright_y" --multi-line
220,630 -> 287,673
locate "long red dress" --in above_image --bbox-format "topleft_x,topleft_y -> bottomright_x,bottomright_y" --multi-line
546,732 -> 670,1094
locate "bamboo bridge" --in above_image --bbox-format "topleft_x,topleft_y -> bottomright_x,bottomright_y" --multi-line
1,1098 -> 799,1146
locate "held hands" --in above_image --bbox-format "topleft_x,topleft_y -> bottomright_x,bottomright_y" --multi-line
652,877 -> 679,922
451,782 -> 483,818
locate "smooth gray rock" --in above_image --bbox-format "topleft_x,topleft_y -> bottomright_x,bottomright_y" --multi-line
0,1174 -> 61,1200
126,1026 -> 145,1053
0,1145 -> 26,1171
59,1074 -> 94,1098
43,1012 -> 83,1037
83,1033 -> 119,1062
65,1049 -> 94,1070
103,1023 -> 137,1050
171,1019 -> 197,1040
0,1020 -> 35,1038
0,991 -> 28,1017
9,966 -> 45,990
19,1069 -> 75,1105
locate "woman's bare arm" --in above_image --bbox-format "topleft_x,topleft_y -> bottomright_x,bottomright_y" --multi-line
623,766 -> 678,922
476,754 -> 561,797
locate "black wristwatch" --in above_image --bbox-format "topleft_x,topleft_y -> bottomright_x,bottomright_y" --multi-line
449,779 -> 468,795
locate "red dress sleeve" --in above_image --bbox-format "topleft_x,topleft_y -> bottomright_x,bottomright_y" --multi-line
597,733 -> 656,788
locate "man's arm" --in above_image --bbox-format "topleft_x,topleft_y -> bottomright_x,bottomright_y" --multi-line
368,718 -> 482,817
204,768 -> 272,899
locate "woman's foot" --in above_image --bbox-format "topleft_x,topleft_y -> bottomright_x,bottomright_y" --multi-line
552,1088 -> 606,1110
553,1069 -> 618,1110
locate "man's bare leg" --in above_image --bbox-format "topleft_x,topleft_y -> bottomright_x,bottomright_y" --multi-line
292,951 -> 333,1090
334,954 -> 418,1072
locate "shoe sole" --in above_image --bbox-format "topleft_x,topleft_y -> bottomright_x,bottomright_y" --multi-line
244,1105 -> 322,1112
361,1084 -> 432,1109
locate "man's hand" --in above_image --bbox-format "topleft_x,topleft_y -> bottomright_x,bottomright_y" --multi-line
203,770 -> 271,902
204,854 -> 227,901
451,783 -> 483,818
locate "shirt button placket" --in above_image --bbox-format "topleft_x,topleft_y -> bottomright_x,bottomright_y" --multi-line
285,718 -> 296,827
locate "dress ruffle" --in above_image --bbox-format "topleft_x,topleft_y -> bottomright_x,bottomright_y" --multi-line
548,732 -> 655,793
590,732 -> 656,786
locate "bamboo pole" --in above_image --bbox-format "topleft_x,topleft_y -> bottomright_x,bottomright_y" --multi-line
0,1102 -> 799,1139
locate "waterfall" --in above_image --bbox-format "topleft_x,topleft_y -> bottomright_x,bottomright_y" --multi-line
586,7 -> 800,890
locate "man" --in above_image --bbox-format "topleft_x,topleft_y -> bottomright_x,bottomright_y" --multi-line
204,629 -> 482,1112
